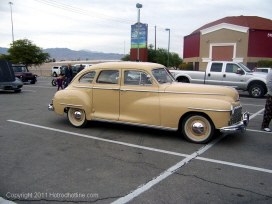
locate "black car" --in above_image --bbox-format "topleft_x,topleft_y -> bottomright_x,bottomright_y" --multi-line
0,60 -> 23,92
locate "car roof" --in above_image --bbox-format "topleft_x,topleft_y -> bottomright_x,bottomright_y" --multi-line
83,62 -> 165,71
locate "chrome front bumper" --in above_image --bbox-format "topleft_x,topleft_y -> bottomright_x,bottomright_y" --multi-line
220,111 -> 250,133
48,104 -> 54,111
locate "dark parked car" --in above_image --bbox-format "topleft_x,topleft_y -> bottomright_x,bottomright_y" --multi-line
12,65 -> 37,84
0,60 -> 23,92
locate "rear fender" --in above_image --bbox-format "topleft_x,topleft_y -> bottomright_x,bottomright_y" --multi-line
53,89 -> 92,119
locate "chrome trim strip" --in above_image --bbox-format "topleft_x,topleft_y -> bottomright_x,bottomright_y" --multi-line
91,118 -> 177,131
93,87 -> 120,90
59,103 -> 83,107
71,86 -> 228,96
73,85 -> 93,89
121,89 -> 159,93
188,107 -> 230,112
163,91 -> 226,95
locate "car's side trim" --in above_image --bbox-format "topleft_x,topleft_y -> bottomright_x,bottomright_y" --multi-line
72,85 -> 226,96
163,91 -> 226,95
91,118 -> 177,131
73,85 -> 93,89
121,89 -> 158,93
188,107 -> 230,112
59,103 -> 83,107
93,87 -> 120,90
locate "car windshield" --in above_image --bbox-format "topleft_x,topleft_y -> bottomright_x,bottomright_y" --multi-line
238,63 -> 252,72
152,68 -> 175,84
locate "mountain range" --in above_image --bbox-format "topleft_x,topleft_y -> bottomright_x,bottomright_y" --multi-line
0,47 -> 125,61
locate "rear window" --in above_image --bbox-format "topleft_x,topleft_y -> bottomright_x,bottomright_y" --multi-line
210,63 -> 223,72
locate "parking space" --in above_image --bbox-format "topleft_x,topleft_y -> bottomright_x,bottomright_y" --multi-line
0,77 -> 271,203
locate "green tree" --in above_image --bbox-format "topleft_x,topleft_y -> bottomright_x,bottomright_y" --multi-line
148,44 -> 182,67
0,39 -> 50,68
121,54 -> 130,61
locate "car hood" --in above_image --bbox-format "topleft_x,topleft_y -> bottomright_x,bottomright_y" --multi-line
247,72 -> 267,78
163,82 -> 239,101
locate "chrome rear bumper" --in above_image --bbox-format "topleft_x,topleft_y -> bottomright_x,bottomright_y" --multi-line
220,111 -> 249,133
48,104 -> 54,111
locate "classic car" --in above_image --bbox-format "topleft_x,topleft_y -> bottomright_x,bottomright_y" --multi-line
48,62 -> 249,143
0,60 -> 23,93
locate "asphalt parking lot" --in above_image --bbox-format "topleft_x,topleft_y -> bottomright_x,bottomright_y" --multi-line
0,77 -> 271,204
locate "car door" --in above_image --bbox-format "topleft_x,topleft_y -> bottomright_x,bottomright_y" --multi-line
92,69 -> 120,120
205,62 -> 224,85
222,63 -> 246,88
119,69 -> 160,126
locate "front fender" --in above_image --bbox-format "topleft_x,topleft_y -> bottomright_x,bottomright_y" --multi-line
160,96 -> 234,129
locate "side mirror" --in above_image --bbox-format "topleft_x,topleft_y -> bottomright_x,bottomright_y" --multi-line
236,68 -> 243,75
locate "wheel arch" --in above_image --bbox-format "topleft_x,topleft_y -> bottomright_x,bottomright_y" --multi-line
178,111 -> 214,131
247,80 -> 267,92
176,76 -> 190,83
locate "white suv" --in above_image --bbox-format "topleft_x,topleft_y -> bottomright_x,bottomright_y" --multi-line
52,66 -> 62,77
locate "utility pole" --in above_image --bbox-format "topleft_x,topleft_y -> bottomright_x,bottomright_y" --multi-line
9,2 -> 14,43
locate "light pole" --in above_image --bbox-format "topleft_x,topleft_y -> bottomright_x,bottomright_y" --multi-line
165,28 -> 170,67
136,3 -> 142,61
9,2 -> 14,43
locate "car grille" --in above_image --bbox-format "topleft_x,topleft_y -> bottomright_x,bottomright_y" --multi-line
26,73 -> 32,77
229,106 -> 242,125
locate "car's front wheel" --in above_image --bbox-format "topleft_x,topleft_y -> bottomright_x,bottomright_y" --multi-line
67,108 -> 87,127
248,84 -> 265,98
181,114 -> 214,144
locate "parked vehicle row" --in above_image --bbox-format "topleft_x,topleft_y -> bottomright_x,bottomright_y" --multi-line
52,64 -> 93,77
170,61 -> 268,98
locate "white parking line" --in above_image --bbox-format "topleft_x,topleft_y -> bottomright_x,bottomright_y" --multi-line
7,119 -> 272,204
249,108 -> 264,119
7,119 -> 272,175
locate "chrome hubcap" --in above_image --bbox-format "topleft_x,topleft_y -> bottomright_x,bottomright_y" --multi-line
192,122 -> 204,134
74,111 -> 82,120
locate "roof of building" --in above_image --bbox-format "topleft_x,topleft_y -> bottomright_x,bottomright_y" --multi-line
191,16 -> 272,34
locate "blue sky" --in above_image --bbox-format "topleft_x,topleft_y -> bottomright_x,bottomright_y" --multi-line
1,0 -> 272,57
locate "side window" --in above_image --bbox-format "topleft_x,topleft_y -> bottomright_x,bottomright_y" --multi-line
210,63 -> 223,72
124,70 -> 152,85
97,70 -> 119,84
226,64 -> 240,73
79,71 -> 96,83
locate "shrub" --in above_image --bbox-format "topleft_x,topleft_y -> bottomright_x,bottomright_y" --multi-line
178,63 -> 193,70
258,60 -> 272,68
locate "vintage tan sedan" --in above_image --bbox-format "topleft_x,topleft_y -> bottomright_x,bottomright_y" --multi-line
48,62 -> 249,143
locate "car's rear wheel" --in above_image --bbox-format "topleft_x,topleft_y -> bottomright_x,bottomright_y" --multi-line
67,108 -> 87,127
181,114 -> 214,143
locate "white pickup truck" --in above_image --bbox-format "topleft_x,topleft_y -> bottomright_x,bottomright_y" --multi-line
170,61 -> 268,98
